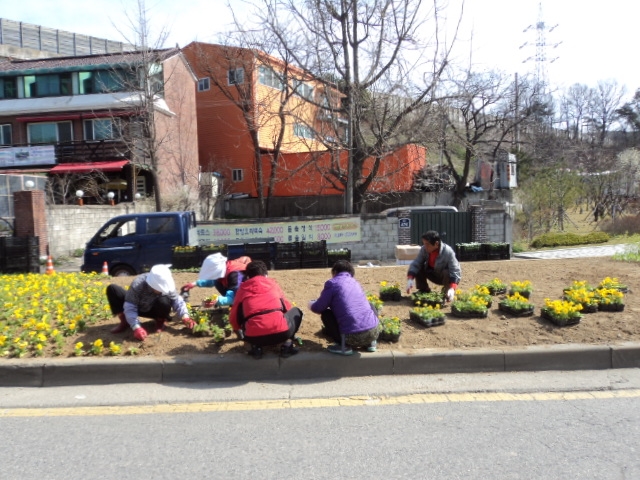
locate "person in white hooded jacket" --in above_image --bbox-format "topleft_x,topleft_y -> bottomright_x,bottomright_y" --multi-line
181,253 -> 251,307
106,264 -> 195,341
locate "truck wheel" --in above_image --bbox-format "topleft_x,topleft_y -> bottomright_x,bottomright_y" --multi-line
110,265 -> 135,277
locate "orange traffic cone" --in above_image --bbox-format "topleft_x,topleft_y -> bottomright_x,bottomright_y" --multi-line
101,261 -> 109,276
45,255 -> 55,275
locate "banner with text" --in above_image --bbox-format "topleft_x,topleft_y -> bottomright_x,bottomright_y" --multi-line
197,217 -> 361,245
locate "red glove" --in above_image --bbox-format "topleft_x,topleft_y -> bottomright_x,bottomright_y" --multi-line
182,316 -> 196,329
181,282 -> 196,292
133,327 -> 148,341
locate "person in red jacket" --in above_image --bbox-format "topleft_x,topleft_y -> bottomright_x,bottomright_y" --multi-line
229,260 -> 303,359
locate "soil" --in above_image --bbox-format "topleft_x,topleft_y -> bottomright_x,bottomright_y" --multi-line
64,256 -> 640,359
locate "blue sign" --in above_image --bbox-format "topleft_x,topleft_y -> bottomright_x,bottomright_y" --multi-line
399,218 -> 411,228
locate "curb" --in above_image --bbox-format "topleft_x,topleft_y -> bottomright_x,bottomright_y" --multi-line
2,343 -> 640,387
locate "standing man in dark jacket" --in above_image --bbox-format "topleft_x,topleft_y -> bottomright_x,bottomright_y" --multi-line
309,260 -> 380,356
406,230 -> 461,302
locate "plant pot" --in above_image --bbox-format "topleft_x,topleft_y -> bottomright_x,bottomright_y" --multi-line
451,305 -> 488,318
487,286 -> 507,296
379,331 -> 401,343
598,303 -> 625,312
498,302 -> 535,317
409,311 -> 445,328
581,304 -> 598,314
380,291 -> 402,302
202,300 -> 216,309
508,290 -> 531,299
540,309 -> 581,326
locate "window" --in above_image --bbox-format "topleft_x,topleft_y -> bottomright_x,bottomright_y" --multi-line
23,73 -> 72,97
78,70 -> 129,94
84,118 -> 120,141
27,122 -> 72,144
146,216 -> 177,235
258,66 -> 283,90
0,125 -> 12,146
197,77 -> 210,92
148,63 -> 164,96
0,78 -> 17,99
232,169 -> 243,182
294,80 -> 313,100
228,68 -> 244,86
136,176 -> 146,197
294,123 -> 315,140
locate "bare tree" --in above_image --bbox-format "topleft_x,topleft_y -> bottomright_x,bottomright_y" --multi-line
557,83 -> 591,140
438,70 -> 545,207
586,80 -> 626,147
243,0 -> 460,213
110,0 -> 199,212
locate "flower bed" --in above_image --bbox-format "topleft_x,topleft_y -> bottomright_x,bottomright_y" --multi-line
0,272 -> 117,358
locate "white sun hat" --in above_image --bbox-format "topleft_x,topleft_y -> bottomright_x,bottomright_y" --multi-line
198,253 -> 227,281
146,264 -> 175,294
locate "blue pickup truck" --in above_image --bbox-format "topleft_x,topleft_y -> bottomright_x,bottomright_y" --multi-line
81,211 -> 198,276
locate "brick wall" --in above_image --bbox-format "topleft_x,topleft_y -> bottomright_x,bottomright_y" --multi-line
13,190 -> 48,256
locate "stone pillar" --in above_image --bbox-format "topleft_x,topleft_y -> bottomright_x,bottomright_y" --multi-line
14,190 -> 48,257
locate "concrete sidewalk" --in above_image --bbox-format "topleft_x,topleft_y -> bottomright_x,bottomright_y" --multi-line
1,342 -> 640,387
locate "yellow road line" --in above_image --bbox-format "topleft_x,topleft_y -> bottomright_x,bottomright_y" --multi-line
2,389 -> 640,418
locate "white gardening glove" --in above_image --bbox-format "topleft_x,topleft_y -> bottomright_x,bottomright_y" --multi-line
446,288 -> 456,302
406,278 -> 415,294
307,300 -> 316,311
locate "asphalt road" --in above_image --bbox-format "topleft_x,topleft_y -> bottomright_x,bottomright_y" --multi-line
2,369 -> 640,479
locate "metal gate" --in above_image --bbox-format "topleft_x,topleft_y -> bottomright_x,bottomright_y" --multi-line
410,211 -> 471,247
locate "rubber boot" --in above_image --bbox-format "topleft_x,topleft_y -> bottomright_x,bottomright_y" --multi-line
110,313 -> 129,334
155,318 -> 167,332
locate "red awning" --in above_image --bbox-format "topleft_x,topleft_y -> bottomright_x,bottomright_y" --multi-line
49,160 -> 129,175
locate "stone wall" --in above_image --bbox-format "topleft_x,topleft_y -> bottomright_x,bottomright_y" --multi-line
43,202 -> 512,262
46,201 -> 155,258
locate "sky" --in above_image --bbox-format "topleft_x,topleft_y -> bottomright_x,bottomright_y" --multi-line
2,0 -> 638,95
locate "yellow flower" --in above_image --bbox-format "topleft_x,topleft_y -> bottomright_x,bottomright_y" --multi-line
75,342 -> 84,349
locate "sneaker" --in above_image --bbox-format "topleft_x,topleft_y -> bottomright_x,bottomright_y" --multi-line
367,340 -> 377,352
247,346 -> 263,360
280,343 -> 299,358
327,343 -> 353,356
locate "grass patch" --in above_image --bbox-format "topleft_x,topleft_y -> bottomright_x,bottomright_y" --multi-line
613,243 -> 640,263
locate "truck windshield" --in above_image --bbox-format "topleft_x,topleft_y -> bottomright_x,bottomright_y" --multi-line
95,219 -> 137,244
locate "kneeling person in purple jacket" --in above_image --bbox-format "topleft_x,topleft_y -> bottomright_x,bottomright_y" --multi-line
308,260 -> 380,355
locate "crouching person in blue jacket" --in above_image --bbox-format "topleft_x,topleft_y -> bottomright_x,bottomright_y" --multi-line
308,260 -> 380,356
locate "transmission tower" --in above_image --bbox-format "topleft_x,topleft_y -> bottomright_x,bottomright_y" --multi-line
519,1 -> 561,95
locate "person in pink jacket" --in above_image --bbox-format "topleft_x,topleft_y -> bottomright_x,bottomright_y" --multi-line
229,260 -> 303,359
